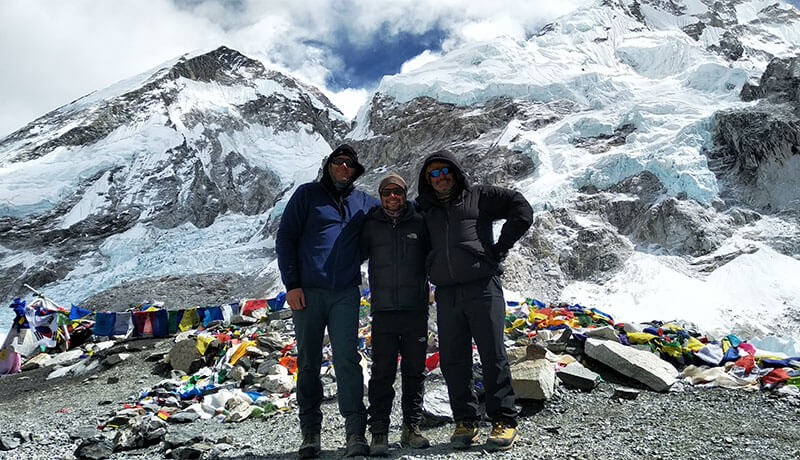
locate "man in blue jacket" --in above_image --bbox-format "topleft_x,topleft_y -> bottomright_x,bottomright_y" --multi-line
276,144 -> 379,459
416,150 -> 533,452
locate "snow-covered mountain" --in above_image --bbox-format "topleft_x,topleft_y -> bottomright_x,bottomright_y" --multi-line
2,0 -> 800,343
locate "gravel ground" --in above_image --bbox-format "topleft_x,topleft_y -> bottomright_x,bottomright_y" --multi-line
1,337 -> 799,460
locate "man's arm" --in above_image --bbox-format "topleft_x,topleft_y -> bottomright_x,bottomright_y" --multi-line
481,185 -> 534,257
276,187 -> 307,309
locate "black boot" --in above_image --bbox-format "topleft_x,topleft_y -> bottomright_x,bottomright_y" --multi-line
344,432 -> 369,457
298,432 -> 321,459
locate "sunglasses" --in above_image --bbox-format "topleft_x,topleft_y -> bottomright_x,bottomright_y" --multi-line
380,188 -> 405,197
428,167 -> 451,178
331,157 -> 354,167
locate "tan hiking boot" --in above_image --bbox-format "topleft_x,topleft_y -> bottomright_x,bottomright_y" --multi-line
450,420 -> 479,449
486,421 -> 519,451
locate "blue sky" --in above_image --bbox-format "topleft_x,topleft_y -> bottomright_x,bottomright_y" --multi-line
0,0 -> 797,138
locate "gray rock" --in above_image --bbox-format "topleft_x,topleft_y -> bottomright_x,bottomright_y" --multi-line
584,338 -> 678,392
74,438 -> 114,459
511,359 -> 555,400
167,339 -> 203,374
0,436 -> 20,451
556,363 -> 601,391
421,377 -> 453,425
612,386 -> 641,400
168,412 -> 201,424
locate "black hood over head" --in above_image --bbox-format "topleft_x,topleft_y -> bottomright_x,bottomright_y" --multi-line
321,143 -> 366,192
416,149 -> 470,201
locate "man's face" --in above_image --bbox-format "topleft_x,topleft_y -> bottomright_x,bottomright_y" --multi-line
329,155 -> 356,184
426,161 -> 455,194
380,185 -> 407,212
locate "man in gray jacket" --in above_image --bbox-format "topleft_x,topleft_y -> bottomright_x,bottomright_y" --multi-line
360,173 -> 431,456
416,150 -> 533,451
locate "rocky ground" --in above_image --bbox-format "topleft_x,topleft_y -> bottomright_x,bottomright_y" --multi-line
1,335 -> 799,460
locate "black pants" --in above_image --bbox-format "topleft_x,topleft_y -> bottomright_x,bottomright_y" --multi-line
435,276 -> 518,425
367,310 -> 428,434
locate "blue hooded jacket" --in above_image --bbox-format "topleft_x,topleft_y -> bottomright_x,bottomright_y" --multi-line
276,144 -> 379,291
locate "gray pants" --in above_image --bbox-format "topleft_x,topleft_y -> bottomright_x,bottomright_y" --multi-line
292,286 -> 367,436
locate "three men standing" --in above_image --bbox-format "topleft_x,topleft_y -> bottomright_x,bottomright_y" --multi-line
416,150 -> 533,451
276,144 -> 379,458
277,143 -> 533,456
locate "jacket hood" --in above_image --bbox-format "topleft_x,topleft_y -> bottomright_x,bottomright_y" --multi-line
416,149 -> 470,201
321,143 -> 366,191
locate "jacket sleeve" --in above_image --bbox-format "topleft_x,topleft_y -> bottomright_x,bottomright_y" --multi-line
359,219 -> 372,262
276,186 -> 307,291
480,185 -> 533,251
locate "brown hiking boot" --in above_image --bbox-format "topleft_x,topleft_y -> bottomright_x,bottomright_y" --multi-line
400,423 -> 430,449
450,420 -> 479,449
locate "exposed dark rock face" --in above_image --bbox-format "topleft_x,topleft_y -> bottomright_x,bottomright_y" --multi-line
741,57 -> 800,105
349,94 -> 565,194
707,57 -> 800,214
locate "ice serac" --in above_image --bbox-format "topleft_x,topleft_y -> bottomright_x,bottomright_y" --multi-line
584,338 -> 678,392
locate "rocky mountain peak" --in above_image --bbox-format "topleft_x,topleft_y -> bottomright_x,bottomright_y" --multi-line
167,46 -> 264,84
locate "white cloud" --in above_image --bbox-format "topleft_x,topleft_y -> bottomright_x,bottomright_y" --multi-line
0,0 -> 593,137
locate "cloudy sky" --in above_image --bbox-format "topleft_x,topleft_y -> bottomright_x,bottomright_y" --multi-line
1,0 -> 798,139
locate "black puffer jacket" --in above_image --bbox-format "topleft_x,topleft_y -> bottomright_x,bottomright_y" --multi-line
416,150 -> 533,287
360,204 -> 430,312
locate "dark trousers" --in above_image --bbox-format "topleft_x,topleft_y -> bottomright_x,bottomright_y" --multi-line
292,286 -> 367,436
367,310 -> 428,434
435,276 -> 518,425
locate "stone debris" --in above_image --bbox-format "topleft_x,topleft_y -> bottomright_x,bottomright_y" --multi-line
511,359 -> 556,400
584,338 -> 679,392
2,293 -> 799,458
556,362 -> 602,391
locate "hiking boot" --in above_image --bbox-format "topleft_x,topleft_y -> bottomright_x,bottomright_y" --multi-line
298,432 -> 321,459
450,420 -> 479,449
344,433 -> 369,457
400,423 -> 430,449
486,420 -> 519,451
369,432 -> 389,457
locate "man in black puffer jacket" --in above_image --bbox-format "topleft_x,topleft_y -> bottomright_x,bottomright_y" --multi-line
416,150 -> 533,452
360,173 -> 431,456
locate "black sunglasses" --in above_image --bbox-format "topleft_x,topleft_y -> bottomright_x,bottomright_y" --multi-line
380,188 -> 406,197
331,157 -> 354,167
429,167 -> 450,178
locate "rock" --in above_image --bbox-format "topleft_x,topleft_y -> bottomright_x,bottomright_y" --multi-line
50,349 -> 85,367
168,411 -> 201,424
113,415 -> 168,450
556,363 -> 601,391
421,377 -> 453,425
261,374 -> 295,393
20,352 -> 53,370
510,359 -> 555,400
584,338 -> 678,392
585,326 -> 620,342
74,438 -> 114,459
172,442 -> 215,460
101,353 -> 130,366
0,435 -> 20,451
612,386 -> 641,400
168,339 -> 203,374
